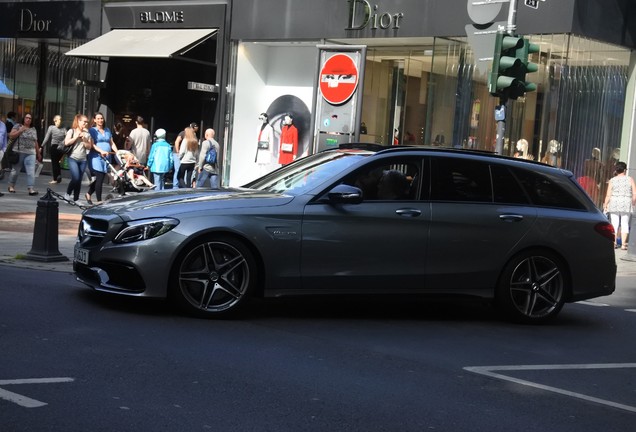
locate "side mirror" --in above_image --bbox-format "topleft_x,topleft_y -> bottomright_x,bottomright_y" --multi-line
327,184 -> 363,204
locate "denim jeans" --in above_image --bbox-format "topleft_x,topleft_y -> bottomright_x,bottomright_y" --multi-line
8,153 -> 36,189
152,172 -> 166,190
172,153 -> 181,189
67,157 -> 87,201
196,170 -> 219,189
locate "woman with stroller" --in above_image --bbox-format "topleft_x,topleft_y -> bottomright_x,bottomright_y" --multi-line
86,112 -> 119,205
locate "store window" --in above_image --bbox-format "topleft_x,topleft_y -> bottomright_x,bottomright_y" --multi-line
0,37 -> 99,157
350,34 -> 629,208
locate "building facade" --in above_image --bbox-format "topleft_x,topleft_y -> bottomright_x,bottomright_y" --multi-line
3,0 -> 636,209
226,0 -> 636,209
0,0 -> 101,148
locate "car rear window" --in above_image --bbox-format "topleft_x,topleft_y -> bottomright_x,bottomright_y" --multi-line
511,167 -> 586,210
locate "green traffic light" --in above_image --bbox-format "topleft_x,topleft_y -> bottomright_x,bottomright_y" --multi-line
489,33 -> 540,100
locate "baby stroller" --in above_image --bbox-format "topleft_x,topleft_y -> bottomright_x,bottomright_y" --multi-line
103,150 -> 155,200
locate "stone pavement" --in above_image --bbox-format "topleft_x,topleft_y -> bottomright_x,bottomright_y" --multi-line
1,163 -> 636,277
0,165 -> 88,273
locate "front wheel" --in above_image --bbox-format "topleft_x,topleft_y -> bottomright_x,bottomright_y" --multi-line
171,236 -> 256,318
496,250 -> 566,324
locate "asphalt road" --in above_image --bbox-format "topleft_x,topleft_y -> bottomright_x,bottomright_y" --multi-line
1,266 -> 635,432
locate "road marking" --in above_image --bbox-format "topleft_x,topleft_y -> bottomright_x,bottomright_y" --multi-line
464,363 -> 636,413
626,309 -> 636,313
0,378 -> 74,408
576,301 -> 609,307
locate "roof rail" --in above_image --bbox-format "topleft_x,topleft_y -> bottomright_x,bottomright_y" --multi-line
338,143 -> 387,152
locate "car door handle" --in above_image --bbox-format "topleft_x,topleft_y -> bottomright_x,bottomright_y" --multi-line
499,214 -> 524,222
396,209 -> 422,217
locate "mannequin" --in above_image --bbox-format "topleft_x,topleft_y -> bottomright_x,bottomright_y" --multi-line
514,139 -> 531,160
541,139 -> 561,167
579,147 -> 603,206
278,113 -> 298,165
255,113 -> 274,171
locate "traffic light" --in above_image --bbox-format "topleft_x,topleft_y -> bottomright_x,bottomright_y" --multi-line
489,32 -> 539,100
517,38 -> 540,94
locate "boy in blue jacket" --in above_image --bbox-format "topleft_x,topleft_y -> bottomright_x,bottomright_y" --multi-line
147,128 -> 174,190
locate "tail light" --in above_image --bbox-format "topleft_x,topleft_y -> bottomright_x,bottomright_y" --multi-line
594,222 -> 615,241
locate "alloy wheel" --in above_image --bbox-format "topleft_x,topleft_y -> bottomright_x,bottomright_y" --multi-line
177,239 -> 252,315
507,255 -> 564,320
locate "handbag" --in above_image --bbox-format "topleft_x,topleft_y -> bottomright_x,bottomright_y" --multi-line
257,140 -> 269,150
281,143 -> 293,153
6,137 -> 19,165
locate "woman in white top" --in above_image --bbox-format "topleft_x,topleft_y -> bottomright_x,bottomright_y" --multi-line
603,161 -> 636,249
63,114 -> 92,203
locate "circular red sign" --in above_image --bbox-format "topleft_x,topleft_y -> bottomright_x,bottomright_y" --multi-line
319,54 -> 359,105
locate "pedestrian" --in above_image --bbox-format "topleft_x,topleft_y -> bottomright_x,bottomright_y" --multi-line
63,114 -> 92,203
5,111 -> 16,131
127,115 -> 151,166
86,112 -> 119,205
196,128 -> 220,189
177,127 -> 199,188
112,122 -> 127,150
173,122 -> 198,188
147,128 -> 173,190
603,161 -> 636,250
41,114 -> 67,184
7,113 -> 42,196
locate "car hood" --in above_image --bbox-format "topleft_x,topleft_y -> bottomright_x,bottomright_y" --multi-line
86,188 -> 295,217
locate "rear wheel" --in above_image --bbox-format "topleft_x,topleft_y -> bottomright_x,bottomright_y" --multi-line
171,236 -> 256,318
496,250 -> 566,323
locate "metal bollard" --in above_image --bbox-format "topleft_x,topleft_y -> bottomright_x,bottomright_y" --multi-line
25,189 -> 69,262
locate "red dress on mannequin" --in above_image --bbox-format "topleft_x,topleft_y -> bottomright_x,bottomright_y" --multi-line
278,124 -> 298,165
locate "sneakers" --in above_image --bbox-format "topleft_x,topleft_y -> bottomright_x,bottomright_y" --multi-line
63,193 -> 72,201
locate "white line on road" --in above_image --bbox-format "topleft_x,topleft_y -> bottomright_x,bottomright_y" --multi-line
464,363 -> 636,413
0,378 -> 74,408
625,309 -> 636,313
576,301 -> 609,307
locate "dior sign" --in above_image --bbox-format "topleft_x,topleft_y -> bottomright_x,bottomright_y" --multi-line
346,0 -> 404,31
139,11 -> 184,24
19,8 -> 52,32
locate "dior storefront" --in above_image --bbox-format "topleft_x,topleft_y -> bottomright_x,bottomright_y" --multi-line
226,0 -> 636,209
0,0 -> 101,143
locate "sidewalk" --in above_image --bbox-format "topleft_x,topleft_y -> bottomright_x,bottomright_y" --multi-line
2,163 -> 636,277
0,164 -> 89,272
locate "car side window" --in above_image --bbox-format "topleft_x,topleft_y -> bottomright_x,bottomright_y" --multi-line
491,164 -> 531,204
430,157 -> 492,202
344,159 -> 421,201
511,167 -> 586,210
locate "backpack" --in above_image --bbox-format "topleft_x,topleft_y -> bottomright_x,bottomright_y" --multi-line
204,141 -> 217,165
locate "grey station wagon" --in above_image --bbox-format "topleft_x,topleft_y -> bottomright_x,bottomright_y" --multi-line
74,145 -> 616,323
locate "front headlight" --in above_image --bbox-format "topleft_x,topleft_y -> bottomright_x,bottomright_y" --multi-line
113,218 -> 179,243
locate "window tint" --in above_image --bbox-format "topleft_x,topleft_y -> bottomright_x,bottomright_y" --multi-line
512,167 -> 586,210
344,159 -> 420,201
430,157 -> 492,202
491,164 -> 530,204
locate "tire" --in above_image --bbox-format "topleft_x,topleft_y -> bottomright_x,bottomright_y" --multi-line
496,250 -> 566,324
171,235 -> 256,318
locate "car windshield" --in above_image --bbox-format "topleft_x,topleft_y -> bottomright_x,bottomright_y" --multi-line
246,150 -> 371,195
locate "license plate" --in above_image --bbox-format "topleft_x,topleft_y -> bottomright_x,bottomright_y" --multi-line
74,246 -> 89,265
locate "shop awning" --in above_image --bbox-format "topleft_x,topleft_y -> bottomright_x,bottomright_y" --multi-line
0,79 -> 13,97
65,28 -> 217,59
